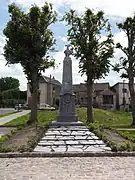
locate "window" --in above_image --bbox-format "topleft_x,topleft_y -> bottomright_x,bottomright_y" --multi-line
103,95 -> 113,104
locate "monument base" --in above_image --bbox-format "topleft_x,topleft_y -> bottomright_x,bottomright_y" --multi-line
57,115 -> 78,122
50,120 -> 83,127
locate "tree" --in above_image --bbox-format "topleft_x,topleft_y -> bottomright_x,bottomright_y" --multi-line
63,9 -> 114,123
3,3 -> 57,124
113,16 -> 135,125
0,77 -> 19,92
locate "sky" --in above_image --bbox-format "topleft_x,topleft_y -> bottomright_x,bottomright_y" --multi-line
0,0 -> 134,90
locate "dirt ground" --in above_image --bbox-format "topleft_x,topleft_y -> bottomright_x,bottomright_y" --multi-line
1,126 -> 43,151
103,129 -> 130,144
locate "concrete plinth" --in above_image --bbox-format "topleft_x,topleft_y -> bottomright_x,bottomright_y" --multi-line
50,120 -> 83,127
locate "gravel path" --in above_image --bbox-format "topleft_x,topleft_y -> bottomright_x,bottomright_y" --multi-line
0,157 -> 135,180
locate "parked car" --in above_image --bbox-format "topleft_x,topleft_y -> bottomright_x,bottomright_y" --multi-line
14,104 -> 24,110
23,104 -> 29,109
39,103 -> 55,111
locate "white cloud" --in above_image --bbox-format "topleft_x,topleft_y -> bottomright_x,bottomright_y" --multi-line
0,57 -> 27,90
98,71 -> 123,86
113,31 -> 128,63
57,36 -> 67,42
114,31 -> 128,47
9,0 -> 135,17
44,47 -> 86,84
0,34 -> 27,91
46,47 -> 123,86
0,35 -> 5,55
2,0 -> 132,90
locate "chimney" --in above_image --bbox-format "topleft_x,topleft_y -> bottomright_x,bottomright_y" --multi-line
53,76 -> 55,79
50,74 -> 51,79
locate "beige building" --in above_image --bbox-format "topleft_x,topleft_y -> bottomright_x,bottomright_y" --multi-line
27,77 -> 134,111
112,82 -> 134,110
27,75 -> 61,107
73,83 -> 116,110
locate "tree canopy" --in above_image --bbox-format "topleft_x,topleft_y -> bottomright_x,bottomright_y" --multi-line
0,77 -> 19,92
63,9 -> 114,79
113,15 -> 135,125
3,2 -> 57,123
63,9 -> 114,122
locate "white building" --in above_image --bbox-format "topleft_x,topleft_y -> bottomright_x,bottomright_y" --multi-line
112,82 -> 133,110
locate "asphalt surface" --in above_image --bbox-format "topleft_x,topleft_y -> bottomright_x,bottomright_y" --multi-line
0,108 -> 15,114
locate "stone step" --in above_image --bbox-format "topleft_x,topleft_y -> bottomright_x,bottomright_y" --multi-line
34,125 -> 111,153
41,138 -> 99,142
38,139 -> 105,146
44,132 -> 95,136
34,145 -> 111,153
49,128 -> 90,131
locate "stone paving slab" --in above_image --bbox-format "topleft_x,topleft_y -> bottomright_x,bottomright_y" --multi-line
34,125 -> 111,153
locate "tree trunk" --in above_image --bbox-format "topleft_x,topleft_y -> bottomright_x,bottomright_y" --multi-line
27,72 -> 38,125
128,76 -> 135,125
87,75 -> 94,123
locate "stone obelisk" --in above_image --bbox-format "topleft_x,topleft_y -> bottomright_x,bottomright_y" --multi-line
57,45 -> 78,123
51,45 -> 82,126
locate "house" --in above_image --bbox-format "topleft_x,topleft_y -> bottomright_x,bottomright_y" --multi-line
27,77 -> 133,111
112,82 -> 134,110
73,83 -> 116,110
27,75 -> 61,107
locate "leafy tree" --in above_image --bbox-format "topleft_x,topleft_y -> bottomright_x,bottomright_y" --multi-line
3,3 -> 57,124
0,77 -> 19,92
113,15 -> 135,125
63,9 -> 114,123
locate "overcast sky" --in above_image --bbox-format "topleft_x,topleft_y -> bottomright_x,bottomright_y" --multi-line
0,0 -> 133,90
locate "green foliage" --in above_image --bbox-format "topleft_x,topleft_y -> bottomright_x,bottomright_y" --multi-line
3,2 -> 57,123
3,2 -> 57,87
4,113 -> 30,126
3,3 -> 57,72
1,108 -> 135,152
113,15 -> 135,125
76,108 -> 132,127
113,16 -> 135,78
0,77 -> 26,107
4,110 -> 57,126
0,111 -> 18,118
63,9 -> 114,123
63,9 -> 114,79
0,77 -> 19,92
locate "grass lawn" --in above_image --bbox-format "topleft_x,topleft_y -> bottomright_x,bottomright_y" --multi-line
4,110 -> 57,126
0,108 -> 134,152
77,108 -> 132,128
0,111 -> 18,118
119,130 -> 135,141
5,108 -> 133,128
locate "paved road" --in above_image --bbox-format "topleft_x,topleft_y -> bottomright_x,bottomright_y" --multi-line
0,110 -> 30,126
0,157 -> 135,179
0,108 -> 15,115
